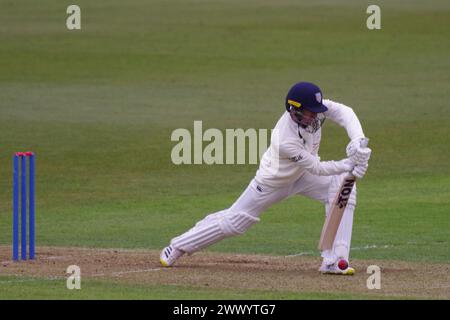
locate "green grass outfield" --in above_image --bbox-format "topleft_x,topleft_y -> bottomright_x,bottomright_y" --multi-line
0,0 -> 449,299
0,276 -> 395,300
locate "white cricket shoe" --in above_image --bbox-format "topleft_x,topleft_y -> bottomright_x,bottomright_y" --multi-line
160,245 -> 184,267
319,259 -> 355,275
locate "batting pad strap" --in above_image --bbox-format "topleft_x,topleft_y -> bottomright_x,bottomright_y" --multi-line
219,211 -> 260,236
347,186 -> 356,207
194,210 -> 227,229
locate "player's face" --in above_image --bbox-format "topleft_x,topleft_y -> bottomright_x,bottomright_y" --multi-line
298,109 -> 318,127
289,107 -> 325,133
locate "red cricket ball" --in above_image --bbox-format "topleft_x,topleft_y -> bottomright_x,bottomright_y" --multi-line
338,259 -> 349,270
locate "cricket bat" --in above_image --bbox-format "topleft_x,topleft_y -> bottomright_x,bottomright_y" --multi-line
318,138 -> 369,251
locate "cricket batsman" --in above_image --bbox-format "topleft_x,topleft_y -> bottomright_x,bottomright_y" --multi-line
160,82 -> 372,275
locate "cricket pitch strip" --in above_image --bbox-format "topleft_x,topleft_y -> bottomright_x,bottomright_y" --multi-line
1,246 -> 449,299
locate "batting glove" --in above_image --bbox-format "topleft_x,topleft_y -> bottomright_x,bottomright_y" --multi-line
352,162 -> 369,179
346,138 -> 366,157
350,147 -> 372,165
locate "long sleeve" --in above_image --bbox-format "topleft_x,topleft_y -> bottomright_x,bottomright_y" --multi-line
323,99 -> 365,140
278,139 -> 351,176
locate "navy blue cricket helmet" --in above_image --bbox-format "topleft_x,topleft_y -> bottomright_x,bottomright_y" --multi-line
285,82 -> 328,113
285,82 -> 327,133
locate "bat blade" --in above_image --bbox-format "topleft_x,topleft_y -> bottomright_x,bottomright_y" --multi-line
318,137 -> 369,251
318,176 -> 356,251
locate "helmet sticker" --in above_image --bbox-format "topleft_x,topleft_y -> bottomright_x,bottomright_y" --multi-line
287,99 -> 301,108
315,92 -> 322,103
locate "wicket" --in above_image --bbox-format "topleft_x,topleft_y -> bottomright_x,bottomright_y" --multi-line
12,151 -> 35,261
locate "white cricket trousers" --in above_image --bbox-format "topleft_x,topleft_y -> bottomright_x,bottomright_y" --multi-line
171,171 -> 356,262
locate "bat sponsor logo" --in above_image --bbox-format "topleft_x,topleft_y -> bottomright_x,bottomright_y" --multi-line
337,178 -> 355,208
